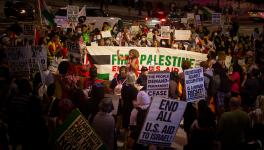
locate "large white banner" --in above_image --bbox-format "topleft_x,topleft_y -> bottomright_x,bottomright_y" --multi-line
184,67 -> 205,102
6,46 -> 47,76
86,46 -> 207,80
147,71 -> 170,98
138,97 -> 187,147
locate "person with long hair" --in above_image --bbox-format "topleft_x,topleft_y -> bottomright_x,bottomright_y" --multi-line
117,49 -> 139,77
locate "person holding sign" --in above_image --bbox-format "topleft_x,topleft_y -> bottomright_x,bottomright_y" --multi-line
129,91 -> 150,150
117,49 -> 139,77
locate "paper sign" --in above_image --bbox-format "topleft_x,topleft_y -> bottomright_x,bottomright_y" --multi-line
101,31 -> 112,38
6,46 -> 47,76
138,97 -> 187,147
67,5 -> 79,22
160,26 -> 171,39
195,15 -> 201,26
147,71 -> 170,98
187,13 -> 195,19
131,26 -> 140,35
66,40 -> 82,64
181,18 -> 188,24
184,67 -> 205,102
212,13 -> 221,24
23,23 -> 34,35
174,30 -> 191,41
51,109 -> 107,150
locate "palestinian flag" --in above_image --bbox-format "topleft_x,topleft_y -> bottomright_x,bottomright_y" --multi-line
37,0 -> 55,26
87,54 -> 112,80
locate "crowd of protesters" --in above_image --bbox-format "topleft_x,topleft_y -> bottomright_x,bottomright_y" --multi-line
0,3 -> 264,150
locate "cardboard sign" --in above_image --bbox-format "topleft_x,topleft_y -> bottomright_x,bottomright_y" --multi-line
147,71 -> 170,98
6,46 -> 47,76
184,67 -> 205,102
51,109 -> 107,150
131,26 -> 140,35
101,31 -> 112,38
138,97 -> 187,147
187,13 -> 194,20
66,40 -> 82,64
67,5 -> 79,22
160,26 -> 171,39
212,13 -> 221,24
174,30 -> 191,41
181,18 -> 188,24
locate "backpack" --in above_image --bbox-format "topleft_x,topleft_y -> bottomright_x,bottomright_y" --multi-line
204,73 -> 220,97
114,78 -> 126,96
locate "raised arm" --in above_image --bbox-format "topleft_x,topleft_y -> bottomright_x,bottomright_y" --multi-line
117,50 -> 126,60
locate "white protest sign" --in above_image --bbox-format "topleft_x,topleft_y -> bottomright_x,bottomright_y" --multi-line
187,13 -> 195,20
147,71 -> 170,98
161,26 -> 171,39
138,97 -> 187,147
67,5 -> 79,22
184,67 -> 205,102
101,31 -> 112,38
147,32 -> 153,41
66,40 -> 82,64
212,13 -> 221,24
131,26 -> 140,35
6,46 -> 47,76
174,30 -> 191,41
181,18 -> 188,24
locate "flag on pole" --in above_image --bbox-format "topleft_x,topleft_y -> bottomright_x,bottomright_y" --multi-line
37,0 -> 55,26
78,5 -> 86,17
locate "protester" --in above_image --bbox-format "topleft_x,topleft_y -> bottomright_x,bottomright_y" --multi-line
92,97 -> 115,150
218,96 -> 250,150
117,49 -> 139,77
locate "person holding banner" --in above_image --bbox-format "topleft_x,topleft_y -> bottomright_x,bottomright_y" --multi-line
117,49 -> 139,77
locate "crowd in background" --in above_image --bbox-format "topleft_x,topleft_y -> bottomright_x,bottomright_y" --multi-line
0,3 -> 264,150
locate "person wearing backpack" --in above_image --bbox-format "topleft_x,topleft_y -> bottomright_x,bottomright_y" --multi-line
129,91 -> 150,150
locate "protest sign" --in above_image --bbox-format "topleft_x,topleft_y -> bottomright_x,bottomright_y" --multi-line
174,30 -> 191,41
184,67 -> 205,102
187,13 -> 194,20
161,26 -> 171,39
138,97 -> 187,147
147,71 -> 170,98
66,40 -> 82,64
6,46 -> 47,76
195,15 -> 201,26
212,13 -> 221,24
51,109 -> 107,150
67,5 -> 79,22
147,32 -> 153,41
181,18 -> 188,24
101,31 -> 112,38
6,47 -> 29,76
23,23 -> 34,36
86,46 -> 207,80
131,26 -> 140,35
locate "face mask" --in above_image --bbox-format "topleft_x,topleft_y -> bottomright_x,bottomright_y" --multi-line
78,31 -> 82,34
162,41 -> 166,45
142,37 -> 146,41
63,28 -> 67,32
